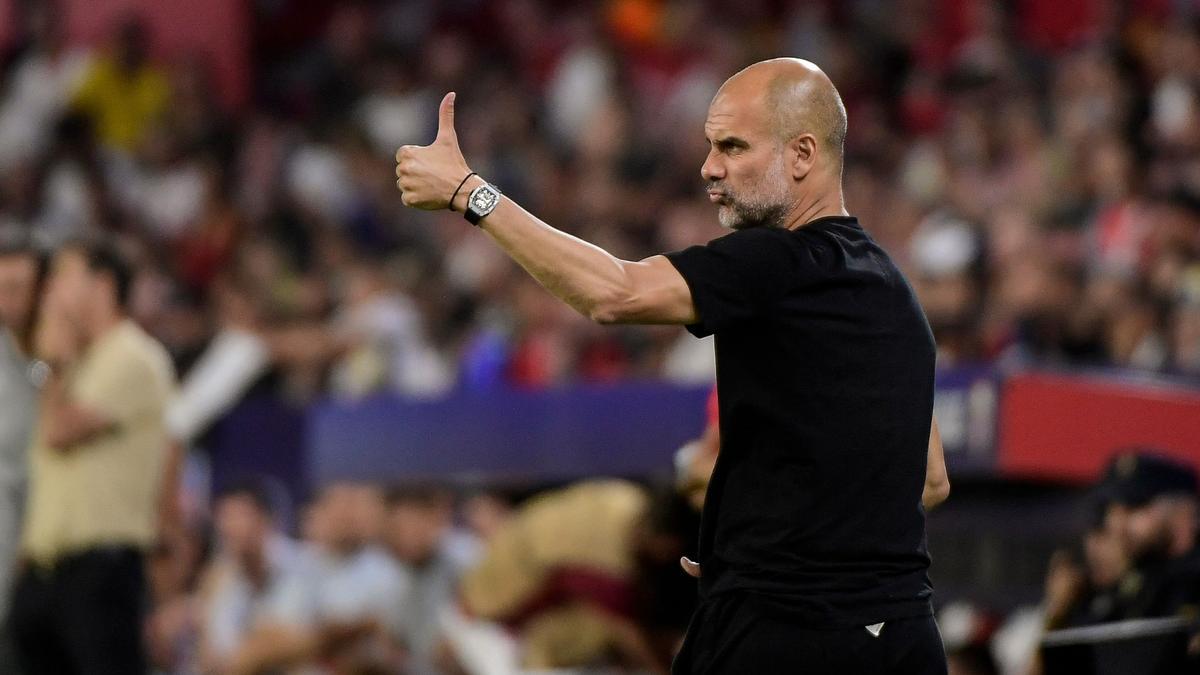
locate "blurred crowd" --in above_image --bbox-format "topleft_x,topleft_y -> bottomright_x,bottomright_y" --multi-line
133,476 -> 700,675
2,0 -> 1199,407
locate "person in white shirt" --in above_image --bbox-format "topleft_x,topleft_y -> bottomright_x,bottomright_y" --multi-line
197,479 -> 299,673
230,482 -> 409,675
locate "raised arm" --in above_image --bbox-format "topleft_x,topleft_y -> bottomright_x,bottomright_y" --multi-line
394,93 -> 696,326
922,416 -> 950,510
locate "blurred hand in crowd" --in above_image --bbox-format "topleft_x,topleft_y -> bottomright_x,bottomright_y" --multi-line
1042,549 -> 1086,629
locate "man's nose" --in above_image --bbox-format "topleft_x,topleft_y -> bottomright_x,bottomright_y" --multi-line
701,153 -> 724,182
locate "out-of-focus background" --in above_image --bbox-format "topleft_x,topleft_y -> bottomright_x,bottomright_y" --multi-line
0,0 -> 1199,674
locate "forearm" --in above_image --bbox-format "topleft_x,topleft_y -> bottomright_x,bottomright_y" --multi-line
396,94 -> 693,325
41,372 -> 112,450
453,178 -> 630,320
228,626 -> 318,675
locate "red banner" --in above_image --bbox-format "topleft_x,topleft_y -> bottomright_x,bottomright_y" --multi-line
998,372 -> 1200,482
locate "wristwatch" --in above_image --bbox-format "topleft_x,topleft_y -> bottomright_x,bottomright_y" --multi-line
464,182 -> 502,225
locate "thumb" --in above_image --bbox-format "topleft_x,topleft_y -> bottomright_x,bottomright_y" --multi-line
436,92 -> 457,144
680,556 -> 701,578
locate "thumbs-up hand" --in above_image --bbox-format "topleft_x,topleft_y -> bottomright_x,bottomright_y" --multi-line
395,92 -> 473,210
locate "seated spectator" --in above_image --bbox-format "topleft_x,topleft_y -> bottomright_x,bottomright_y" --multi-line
196,478 -> 299,674
1097,451 -> 1200,622
230,481 -> 408,675
382,484 -> 478,675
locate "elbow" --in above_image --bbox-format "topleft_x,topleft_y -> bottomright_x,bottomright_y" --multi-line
924,479 -> 950,509
587,304 -> 621,325
585,289 -> 635,325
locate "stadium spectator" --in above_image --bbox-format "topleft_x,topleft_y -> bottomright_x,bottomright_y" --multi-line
0,238 -> 42,674
1097,451 -> 1200,622
196,478 -> 300,674
0,1 -> 90,172
1041,519 -> 1130,631
381,484 -> 478,675
230,482 -> 408,674
10,239 -> 176,674
70,16 -> 169,153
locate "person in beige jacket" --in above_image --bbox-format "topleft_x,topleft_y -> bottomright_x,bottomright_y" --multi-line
10,239 -> 175,675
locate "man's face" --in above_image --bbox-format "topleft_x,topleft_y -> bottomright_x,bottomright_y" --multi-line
0,254 -> 38,332
385,502 -> 448,566
1111,501 -> 1173,561
702,89 -> 792,230
215,494 -> 270,560
46,249 -> 93,325
319,484 -> 368,551
1083,526 -> 1127,587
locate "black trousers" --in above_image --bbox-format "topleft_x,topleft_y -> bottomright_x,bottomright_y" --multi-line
10,546 -> 147,675
673,593 -> 948,675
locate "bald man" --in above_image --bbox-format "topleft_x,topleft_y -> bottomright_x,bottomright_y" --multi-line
395,58 -> 948,674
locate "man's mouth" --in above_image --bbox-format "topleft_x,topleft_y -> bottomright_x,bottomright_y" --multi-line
707,190 -> 726,204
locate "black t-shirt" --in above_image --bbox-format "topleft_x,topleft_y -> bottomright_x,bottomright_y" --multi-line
664,216 -> 936,627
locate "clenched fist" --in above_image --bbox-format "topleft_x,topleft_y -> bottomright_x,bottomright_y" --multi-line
395,92 -> 473,210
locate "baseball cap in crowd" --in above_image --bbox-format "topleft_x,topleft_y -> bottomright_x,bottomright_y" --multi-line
1095,450 -> 1198,507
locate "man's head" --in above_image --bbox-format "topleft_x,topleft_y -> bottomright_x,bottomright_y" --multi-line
702,58 -> 847,230
0,240 -> 44,346
1097,451 -> 1199,562
115,15 -> 150,72
214,479 -> 276,562
47,240 -> 132,338
383,484 -> 454,567
310,482 -> 383,555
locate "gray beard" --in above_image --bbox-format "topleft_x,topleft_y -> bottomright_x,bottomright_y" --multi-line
713,153 -> 792,230
719,200 -> 789,230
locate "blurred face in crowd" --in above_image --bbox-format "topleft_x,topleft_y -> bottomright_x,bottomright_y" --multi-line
315,483 -> 382,553
0,251 -> 39,338
116,19 -> 149,71
215,493 -> 272,562
1109,497 -> 1197,562
46,248 -> 93,327
1083,526 -> 1128,587
463,493 -> 511,541
47,248 -> 122,336
385,498 -> 452,566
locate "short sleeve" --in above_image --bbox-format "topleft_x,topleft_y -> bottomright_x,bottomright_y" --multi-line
77,346 -> 173,426
664,228 -> 802,337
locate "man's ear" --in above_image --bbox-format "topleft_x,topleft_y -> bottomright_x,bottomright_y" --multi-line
790,133 -> 817,180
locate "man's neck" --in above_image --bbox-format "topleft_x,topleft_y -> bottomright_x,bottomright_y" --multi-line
783,183 -> 848,231
83,310 -> 124,347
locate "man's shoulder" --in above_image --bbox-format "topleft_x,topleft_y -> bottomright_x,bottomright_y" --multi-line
108,321 -> 176,380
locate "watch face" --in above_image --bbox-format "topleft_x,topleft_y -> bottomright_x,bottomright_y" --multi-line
469,185 -> 500,214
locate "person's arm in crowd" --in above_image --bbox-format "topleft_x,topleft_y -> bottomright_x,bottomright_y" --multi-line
395,93 -> 697,326
33,298 -> 114,451
227,624 -> 321,675
158,440 -> 185,537
228,620 -> 382,675
922,416 -> 950,510
39,369 -> 115,449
